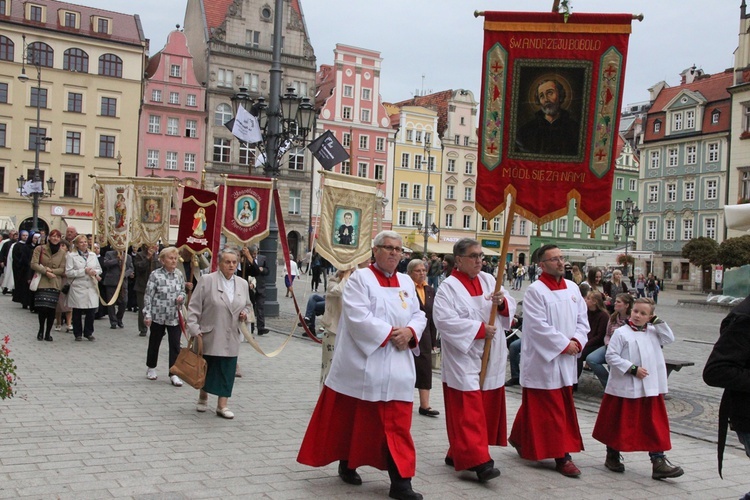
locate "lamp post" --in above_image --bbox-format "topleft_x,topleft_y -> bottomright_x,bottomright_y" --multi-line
615,197 -> 641,278
417,140 -> 439,254
116,151 -> 122,176
226,0 -> 316,316
17,35 -> 55,233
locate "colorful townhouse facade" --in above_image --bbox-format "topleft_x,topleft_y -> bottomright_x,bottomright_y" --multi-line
0,0 -> 146,234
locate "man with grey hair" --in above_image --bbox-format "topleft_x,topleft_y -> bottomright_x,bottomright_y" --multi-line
243,244 -> 269,335
299,230 -> 427,500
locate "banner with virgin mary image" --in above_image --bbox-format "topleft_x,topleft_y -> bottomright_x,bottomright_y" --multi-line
94,177 -> 135,251
221,176 -> 274,245
176,186 -> 218,254
316,170 -> 380,271
131,178 -> 175,247
476,11 -> 633,230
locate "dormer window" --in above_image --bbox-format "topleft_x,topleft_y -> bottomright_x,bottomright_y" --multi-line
712,109 -> 721,124
27,3 -> 43,22
61,10 -> 79,28
93,16 -> 111,34
0,0 -> 9,17
170,64 -> 181,77
672,111 -> 683,131
653,119 -> 661,133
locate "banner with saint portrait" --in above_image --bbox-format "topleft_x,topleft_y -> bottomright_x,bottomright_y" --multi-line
476,11 -> 633,230
131,178 -> 175,247
94,177 -> 135,251
317,170 -> 380,271
176,186 -> 219,254
221,176 -> 274,245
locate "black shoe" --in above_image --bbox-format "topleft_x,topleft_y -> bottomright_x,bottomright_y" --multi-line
37,331 -> 44,341
258,328 -> 270,335
418,407 -> 439,417
444,456 -> 454,467
337,462 -> 362,486
74,336 -> 82,341
505,377 -> 519,387
44,335 -> 53,342
86,336 -> 96,341
388,487 -> 423,500
110,324 -> 117,329
117,322 -> 124,328
139,331 -> 147,337
472,461 -> 501,483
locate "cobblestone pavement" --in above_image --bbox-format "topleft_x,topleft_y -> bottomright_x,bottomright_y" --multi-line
0,272 -> 749,499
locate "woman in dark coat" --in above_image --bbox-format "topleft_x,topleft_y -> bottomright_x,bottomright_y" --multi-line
407,258 -> 439,417
13,231 -> 38,310
577,290 -> 610,381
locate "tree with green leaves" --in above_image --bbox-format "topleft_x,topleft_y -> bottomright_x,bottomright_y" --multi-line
718,235 -> 750,268
682,237 -> 719,267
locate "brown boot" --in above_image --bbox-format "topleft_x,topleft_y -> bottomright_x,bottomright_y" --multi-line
651,456 -> 684,480
605,450 -> 624,472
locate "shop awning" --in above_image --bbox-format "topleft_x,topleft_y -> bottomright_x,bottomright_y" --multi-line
62,217 -> 93,236
409,241 -> 456,255
481,247 -> 501,257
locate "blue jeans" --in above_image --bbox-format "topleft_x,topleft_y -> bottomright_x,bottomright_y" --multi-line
304,294 -> 325,329
509,338 -> 521,380
586,345 -> 609,388
738,431 -> 750,458
428,275 -> 440,290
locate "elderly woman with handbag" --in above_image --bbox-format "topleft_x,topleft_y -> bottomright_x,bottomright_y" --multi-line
186,247 -> 252,419
30,229 -> 67,341
65,235 -> 102,341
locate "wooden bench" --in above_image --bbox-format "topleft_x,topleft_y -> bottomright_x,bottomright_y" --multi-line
664,359 -> 695,377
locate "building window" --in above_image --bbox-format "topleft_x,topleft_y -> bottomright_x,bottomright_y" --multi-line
361,109 -> 370,122
414,155 -> 422,170
647,220 -> 657,241
28,4 -> 43,21
213,138 -> 230,163
375,164 -> 384,181
376,137 -> 385,152
169,64 -> 181,77
214,104 -> 232,126
101,97 -> 116,117
445,213 -> 453,228
649,150 -> 660,169
97,17 -> 109,34
0,166 -> 4,192
165,151 -> 178,170
217,68 -> 233,88
413,185 -> 421,199
465,161 -> 474,174
664,262 -> 672,280
359,135 -> 368,149
289,147 -> 304,171
167,118 -> 179,136
147,149 -> 159,169
30,87 -> 47,108
362,88 -> 371,100
239,143 -> 255,166
454,134 -> 460,145
342,106 -> 352,120
559,218 -> 568,233
169,92 -> 179,104
666,183 -> 676,202
615,177 -> 624,190
148,115 -> 161,134
29,127 -> 46,151
185,120 -> 197,138
668,147 -> 678,167
686,109 -> 695,129
151,89 -> 162,102
99,135 -> 115,158
447,159 -> 456,172
464,187 -> 473,201
27,42 -> 53,67
684,181 -> 695,201
665,219 -> 675,240
601,222 -> 609,235
519,220 -> 527,236
707,142 -> 719,162
343,85 -> 353,97
446,185 -> 455,200
464,136 -> 470,146
615,200 -> 623,211
400,152 -> 410,169
0,35 -> 13,62
412,212 -> 421,226
704,217 -> 716,239
244,73 -> 259,92
629,179 -> 637,191
340,161 -> 350,175
68,92 -> 83,112
65,131 -> 81,154
63,172 -> 79,197
426,185 -> 434,201
245,30 -> 260,48
706,179 -> 718,200
672,111 -> 683,131
63,48 -> 88,72
98,54 -> 122,78
399,183 -> 408,198
0,82 -> 7,104
494,217 -> 502,232
712,110 -> 720,124
682,218 -> 693,240
686,144 -> 697,164
653,120 -> 661,133
648,184 -> 659,203
342,133 -> 351,148
744,106 -> 750,132
186,94 -> 197,107
743,171 -> 750,200
0,123 -> 5,147
270,34 -> 284,52
184,153 -> 196,172
358,162 -> 367,177
572,219 -> 581,234
463,214 -> 471,229
428,156 -> 435,171
398,211 -> 407,226
289,189 -> 301,215
416,131 -> 422,143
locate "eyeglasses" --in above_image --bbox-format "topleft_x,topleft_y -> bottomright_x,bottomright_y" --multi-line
377,245 -> 403,254
460,253 -> 484,260
541,256 -> 566,263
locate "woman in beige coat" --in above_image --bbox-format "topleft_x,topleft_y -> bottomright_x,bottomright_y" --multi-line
65,235 -> 102,341
187,247 -> 252,419
30,229 -> 67,341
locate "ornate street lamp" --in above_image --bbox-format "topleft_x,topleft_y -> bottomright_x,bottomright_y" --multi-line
17,34 -> 55,233
415,140 -> 440,254
116,151 -> 122,176
615,197 -> 641,277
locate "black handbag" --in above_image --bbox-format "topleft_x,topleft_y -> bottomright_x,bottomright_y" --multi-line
61,283 -> 71,294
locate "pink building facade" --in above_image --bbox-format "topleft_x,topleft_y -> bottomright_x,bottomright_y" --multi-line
138,29 -> 206,224
312,44 -> 395,243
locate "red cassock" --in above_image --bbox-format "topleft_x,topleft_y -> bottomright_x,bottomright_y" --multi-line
592,394 -> 671,452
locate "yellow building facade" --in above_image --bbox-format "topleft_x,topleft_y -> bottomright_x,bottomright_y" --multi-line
0,1 -> 146,234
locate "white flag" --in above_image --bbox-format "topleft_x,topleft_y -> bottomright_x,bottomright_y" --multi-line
20,180 -> 43,196
231,105 -> 263,144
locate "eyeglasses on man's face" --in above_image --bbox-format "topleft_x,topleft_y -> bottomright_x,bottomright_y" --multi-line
541,256 -> 565,263
460,253 -> 484,260
377,245 -> 403,254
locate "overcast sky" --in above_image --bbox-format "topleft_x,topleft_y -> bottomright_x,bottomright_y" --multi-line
79,0 -> 740,107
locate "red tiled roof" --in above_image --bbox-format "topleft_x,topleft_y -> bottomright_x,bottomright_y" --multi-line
4,0 -> 145,46
650,70 -> 732,111
203,0 -> 233,31
393,90 -> 454,137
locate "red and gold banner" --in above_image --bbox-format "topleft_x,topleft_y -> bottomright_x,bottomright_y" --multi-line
477,12 -> 633,230
221,176 -> 274,246
176,186 -> 218,254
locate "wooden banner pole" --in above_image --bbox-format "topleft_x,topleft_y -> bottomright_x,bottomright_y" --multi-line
479,195 -> 516,388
